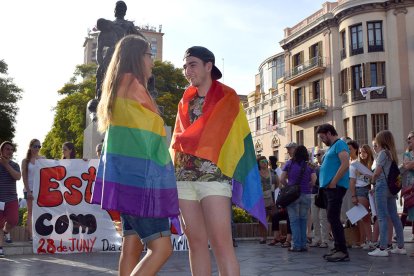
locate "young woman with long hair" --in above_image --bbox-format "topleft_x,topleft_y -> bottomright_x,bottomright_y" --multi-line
91,35 -> 179,276
368,130 -> 405,257
61,142 -> 76,159
347,141 -> 373,250
21,139 -> 44,241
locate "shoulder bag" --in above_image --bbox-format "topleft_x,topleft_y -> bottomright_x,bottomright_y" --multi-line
276,162 -> 306,208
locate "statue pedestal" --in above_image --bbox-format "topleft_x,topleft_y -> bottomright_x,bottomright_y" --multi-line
83,107 -> 104,159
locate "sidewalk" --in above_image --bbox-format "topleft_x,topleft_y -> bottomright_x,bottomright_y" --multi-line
1,228 -> 413,275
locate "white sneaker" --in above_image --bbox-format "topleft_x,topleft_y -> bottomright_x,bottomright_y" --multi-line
368,248 -> 389,257
362,242 -> 375,250
390,247 -> 406,255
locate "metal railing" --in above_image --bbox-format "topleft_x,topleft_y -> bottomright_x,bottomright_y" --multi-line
285,98 -> 327,119
285,56 -> 325,79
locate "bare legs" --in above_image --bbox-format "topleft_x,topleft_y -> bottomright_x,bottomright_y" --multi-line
119,234 -> 172,276
180,196 -> 240,276
26,198 -> 33,239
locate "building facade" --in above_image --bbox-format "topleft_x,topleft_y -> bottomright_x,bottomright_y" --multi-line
246,0 -> 414,160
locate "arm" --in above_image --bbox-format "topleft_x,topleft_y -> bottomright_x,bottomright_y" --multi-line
279,171 -> 287,187
403,153 -> 414,170
349,177 -> 358,205
310,172 -> 317,186
21,160 -> 33,200
1,159 -> 21,180
327,150 -> 349,188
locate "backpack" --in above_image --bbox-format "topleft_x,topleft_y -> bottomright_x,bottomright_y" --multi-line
382,159 -> 402,195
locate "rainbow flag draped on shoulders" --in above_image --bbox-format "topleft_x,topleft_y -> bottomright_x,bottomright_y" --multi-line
91,74 -> 179,218
171,80 -> 266,226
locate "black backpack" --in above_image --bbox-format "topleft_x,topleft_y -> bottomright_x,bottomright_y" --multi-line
383,159 -> 402,195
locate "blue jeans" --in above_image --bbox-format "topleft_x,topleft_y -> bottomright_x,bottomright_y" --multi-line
287,193 -> 311,249
375,178 -> 405,249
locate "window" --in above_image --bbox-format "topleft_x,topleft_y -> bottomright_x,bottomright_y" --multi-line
350,24 -> 363,55
259,68 -> 264,93
343,118 -> 350,139
296,130 -> 304,146
353,115 -> 368,146
372,114 -> 388,138
272,110 -> 278,126
312,80 -> 321,101
256,116 -> 261,131
314,126 -> 323,148
309,42 -> 322,66
365,62 -> 386,98
294,87 -> 303,107
292,52 -> 304,76
370,63 -> 378,86
367,21 -> 383,52
270,56 -> 285,88
340,69 -> 348,94
351,65 -> 364,101
340,30 -> 346,60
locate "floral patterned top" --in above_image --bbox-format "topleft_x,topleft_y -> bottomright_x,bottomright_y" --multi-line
174,95 -> 231,183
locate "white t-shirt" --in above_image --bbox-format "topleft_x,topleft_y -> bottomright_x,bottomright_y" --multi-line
349,160 -> 371,187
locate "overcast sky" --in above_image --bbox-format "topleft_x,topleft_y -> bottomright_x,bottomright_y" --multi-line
0,0 -> 327,196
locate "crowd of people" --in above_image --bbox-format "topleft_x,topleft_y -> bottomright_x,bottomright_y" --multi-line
1,33 -> 413,276
256,125 -> 414,262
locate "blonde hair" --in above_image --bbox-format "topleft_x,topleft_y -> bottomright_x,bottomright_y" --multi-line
375,130 -> 398,163
24,139 -> 40,172
97,35 -> 151,133
360,144 -> 374,169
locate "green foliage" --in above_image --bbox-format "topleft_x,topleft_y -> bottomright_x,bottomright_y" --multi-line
19,207 -> 27,226
0,59 -> 23,144
232,206 -> 253,223
41,64 -> 96,158
153,60 -> 187,127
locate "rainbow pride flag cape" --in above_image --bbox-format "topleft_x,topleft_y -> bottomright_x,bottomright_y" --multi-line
91,74 -> 179,218
171,80 -> 266,226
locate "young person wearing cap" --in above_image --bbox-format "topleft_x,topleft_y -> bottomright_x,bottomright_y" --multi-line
285,142 -> 297,159
170,46 -> 264,275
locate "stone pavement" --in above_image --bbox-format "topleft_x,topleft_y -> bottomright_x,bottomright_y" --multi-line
1,229 -> 413,276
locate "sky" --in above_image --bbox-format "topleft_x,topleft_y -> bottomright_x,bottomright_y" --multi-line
0,0 -> 327,197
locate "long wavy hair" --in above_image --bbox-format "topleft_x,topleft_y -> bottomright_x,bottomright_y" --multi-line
97,35 -> 151,133
24,139 -> 40,172
292,145 -> 309,164
360,144 -> 374,169
375,130 -> 398,163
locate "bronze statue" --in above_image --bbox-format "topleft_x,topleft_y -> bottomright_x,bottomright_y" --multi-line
88,1 -> 146,115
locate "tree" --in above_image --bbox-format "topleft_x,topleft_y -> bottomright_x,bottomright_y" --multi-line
41,61 -> 186,158
0,59 -> 23,144
152,60 -> 187,127
41,64 -> 96,158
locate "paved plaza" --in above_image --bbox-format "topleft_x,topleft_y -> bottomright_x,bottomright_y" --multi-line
1,231 -> 414,276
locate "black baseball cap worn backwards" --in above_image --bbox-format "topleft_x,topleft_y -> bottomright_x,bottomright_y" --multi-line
184,46 -> 222,80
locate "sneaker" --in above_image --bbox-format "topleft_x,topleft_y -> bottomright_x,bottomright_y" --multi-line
352,244 -> 362,249
362,242 -> 375,250
323,248 -> 338,260
390,247 -> 406,255
326,251 -> 350,262
386,244 -> 393,251
0,248 -> 4,258
4,232 -> 12,244
368,248 -> 389,257
319,242 -> 329,248
309,241 -> 321,247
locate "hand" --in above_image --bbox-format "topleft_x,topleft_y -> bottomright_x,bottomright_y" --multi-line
351,196 -> 358,205
327,182 -> 336,189
0,156 -> 9,166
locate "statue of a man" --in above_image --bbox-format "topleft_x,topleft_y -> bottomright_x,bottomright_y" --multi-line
89,1 -> 145,115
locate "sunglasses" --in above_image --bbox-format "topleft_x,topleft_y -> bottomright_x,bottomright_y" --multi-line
315,153 -> 321,157
32,145 -> 41,149
260,159 -> 268,163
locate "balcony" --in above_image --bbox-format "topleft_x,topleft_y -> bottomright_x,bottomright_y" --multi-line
340,49 -> 346,60
285,98 -> 328,124
284,56 -> 326,85
351,89 -> 366,102
350,42 -> 363,56
370,87 -> 387,99
368,40 -> 384,52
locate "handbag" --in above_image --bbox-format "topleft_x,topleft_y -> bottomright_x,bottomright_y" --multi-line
402,186 -> 414,209
276,163 -> 306,208
314,187 -> 327,209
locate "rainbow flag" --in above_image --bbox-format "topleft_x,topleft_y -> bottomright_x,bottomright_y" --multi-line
171,80 -> 266,226
91,74 -> 179,218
